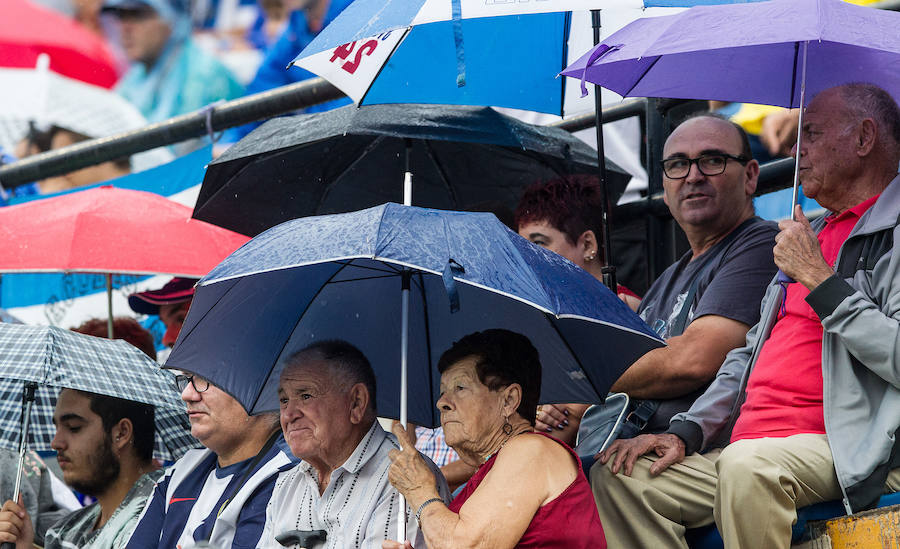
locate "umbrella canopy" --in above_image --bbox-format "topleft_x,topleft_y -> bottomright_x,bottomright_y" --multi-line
0,0 -> 120,89
192,103 -> 630,237
0,186 -> 250,276
292,0 -> 761,114
167,203 -> 664,428
0,65 -> 148,157
561,0 -> 900,107
0,323 -> 199,461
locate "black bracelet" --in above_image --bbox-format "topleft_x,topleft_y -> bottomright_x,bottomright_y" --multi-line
415,497 -> 443,525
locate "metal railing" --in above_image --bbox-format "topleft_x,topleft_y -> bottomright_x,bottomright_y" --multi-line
0,78 -> 344,188
6,0 -> 898,189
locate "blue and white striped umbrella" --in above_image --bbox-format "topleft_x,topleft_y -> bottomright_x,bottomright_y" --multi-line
292,0 -> 764,115
0,324 -> 199,461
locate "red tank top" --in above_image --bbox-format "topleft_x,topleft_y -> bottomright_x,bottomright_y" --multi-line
447,432 -> 606,548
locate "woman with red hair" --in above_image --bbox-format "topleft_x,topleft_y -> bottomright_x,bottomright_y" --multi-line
514,175 -> 640,444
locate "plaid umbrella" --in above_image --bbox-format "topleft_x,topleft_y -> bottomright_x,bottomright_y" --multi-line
0,323 -> 199,462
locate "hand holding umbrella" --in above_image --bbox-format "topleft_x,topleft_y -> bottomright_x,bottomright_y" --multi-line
4,381 -> 36,537
774,204 -> 833,290
0,495 -> 34,549
385,422 -> 440,549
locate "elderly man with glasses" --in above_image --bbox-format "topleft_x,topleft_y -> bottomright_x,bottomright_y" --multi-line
124,374 -> 296,549
572,114 -> 779,483
592,84 -> 900,549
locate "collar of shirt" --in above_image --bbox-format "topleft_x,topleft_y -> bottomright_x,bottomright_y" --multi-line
297,421 -> 388,482
825,193 -> 881,225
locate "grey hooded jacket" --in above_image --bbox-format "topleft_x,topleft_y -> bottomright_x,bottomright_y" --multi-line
668,174 -> 900,514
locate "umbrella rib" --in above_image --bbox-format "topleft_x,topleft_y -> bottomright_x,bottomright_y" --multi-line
422,140 -> 459,207
789,41 -> 799,107
333,260 -> 402,276
543,313 -> 604,399
415,270 -> 437,428
623,55 -> 662,99
359,28 -> 411,106
317,135 -> 389,212
328,273 -> 399,284
559,12 -> 572,116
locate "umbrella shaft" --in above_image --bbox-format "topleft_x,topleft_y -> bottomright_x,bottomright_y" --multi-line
790,41 -> 809,222
404,139 -> 412,206
107,274 -> 114,338
398,271 -> 411,543
591,10 -> 617,288
11,397 -> 35,502
404,172 -> 412,207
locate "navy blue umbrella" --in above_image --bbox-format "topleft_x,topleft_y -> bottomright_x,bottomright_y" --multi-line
167,203 -> 662,429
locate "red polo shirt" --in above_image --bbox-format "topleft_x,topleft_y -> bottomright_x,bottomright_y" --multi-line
731,195 -> 879,442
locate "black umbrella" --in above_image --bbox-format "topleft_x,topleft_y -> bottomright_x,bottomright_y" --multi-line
192,103 -> 630,237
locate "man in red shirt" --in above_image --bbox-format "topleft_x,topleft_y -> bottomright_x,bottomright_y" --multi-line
592,83 -> 900,549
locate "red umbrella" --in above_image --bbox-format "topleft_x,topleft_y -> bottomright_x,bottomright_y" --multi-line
0,186 -> 248,275
0,186 -> 249,335
0,0 -> 121,89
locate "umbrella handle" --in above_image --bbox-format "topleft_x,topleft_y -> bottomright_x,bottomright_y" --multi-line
777,269 -> 794,284
3,383 -> 38,549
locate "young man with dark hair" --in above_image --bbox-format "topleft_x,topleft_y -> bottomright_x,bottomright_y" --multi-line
0,389 -> 160,549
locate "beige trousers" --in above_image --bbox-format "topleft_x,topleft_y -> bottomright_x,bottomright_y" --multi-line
591,434 -> 900,549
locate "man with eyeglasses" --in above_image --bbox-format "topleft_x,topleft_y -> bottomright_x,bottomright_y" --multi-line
570,115 -> 778,454
592,84 -> 900,548
125,374 -> 296,549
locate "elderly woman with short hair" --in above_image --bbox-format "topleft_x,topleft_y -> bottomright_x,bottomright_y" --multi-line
383,329 -> 605,549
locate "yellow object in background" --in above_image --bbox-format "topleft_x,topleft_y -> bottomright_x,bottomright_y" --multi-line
806,505 -> 900,548
730,104 -> 786,136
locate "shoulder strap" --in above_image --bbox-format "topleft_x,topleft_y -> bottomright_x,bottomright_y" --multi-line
669,217 -> 756,337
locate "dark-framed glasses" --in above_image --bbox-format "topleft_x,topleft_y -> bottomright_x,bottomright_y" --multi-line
661,153 -> 749,179
175,374 -> 210,393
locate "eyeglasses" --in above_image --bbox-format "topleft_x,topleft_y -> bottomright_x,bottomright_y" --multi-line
661,153 -> 749,179
175,374 -> 210,393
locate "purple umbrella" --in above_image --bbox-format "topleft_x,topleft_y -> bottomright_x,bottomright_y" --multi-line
560,0 -> 900,217
561,0 -> 900,106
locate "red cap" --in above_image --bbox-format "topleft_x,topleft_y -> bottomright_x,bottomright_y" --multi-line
128,277 -> 197,315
